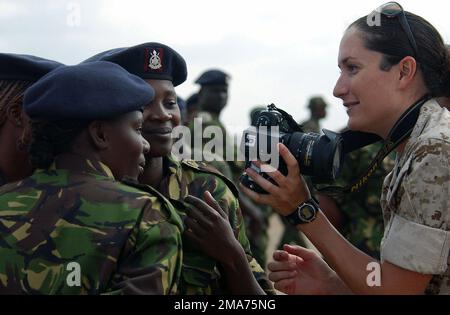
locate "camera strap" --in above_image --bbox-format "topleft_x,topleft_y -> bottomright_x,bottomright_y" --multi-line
268,104 -> 303,132
315,94 -> 430,197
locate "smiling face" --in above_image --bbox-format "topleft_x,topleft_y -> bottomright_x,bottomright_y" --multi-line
102,110 -> 149,180
333,27 -> 404,137
142,79 -> 181,157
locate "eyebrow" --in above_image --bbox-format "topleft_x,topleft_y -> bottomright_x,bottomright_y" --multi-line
164,90 -> 177,98
338,57 -> 358,67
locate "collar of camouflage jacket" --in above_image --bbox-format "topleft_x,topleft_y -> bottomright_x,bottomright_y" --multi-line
164,154 -> 185,180
50,153 -> 115,180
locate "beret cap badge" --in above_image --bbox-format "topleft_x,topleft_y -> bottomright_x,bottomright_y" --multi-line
149,49 -> 162,70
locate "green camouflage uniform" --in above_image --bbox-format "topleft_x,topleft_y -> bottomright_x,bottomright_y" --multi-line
331,142 -> 394,259
158,154 -> 274,295
0,155 -> 183,295
300,118 -> 321,134
189,114 -> 271,270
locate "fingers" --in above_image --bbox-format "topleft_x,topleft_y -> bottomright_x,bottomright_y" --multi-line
184,217 -> 207,238
268,270 -> 298,283
278,143 -> 300,177
184,203 -> 210,226
184,225 -> 206,248
203,191 -> 227,220
272,250 -> 290,262
184,195 -> 217,221
245,168 -> 280,195
251,160 -> 288,188
283,244 -> 317,260
239,182 -> 273,206
274,279 -> 296,295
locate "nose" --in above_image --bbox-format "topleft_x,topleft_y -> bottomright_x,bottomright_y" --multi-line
333,74 -> 349,99
142,136 -> 150,155
146,102 -> 172,121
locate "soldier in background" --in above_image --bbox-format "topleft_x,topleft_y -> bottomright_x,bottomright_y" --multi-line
317,142 -> 395,259
0,62 -> 183,294
184,92 -> 200,126
276,96 -> 328,250
85,43 -> 274,294
0,53 -> 62,186
299,96 -> 328,134
193,69 -> 268,268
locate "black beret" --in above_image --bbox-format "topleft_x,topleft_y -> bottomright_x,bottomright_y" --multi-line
195,69 -> 230,86
0,53 -> 63,82
177,95 -> 187,112
83,42 -> 187,87
24,61 -> 155,121
186,93 -> 199,108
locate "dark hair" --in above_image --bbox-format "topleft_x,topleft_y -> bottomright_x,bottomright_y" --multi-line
28,120 -> 88,169
350,12 -> 450,98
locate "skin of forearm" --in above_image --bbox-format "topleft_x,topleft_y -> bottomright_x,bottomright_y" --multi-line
297,211 -> 386,294
220,242 -> 266,295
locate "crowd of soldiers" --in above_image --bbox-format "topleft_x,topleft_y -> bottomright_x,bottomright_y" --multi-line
0,41 -> 393,295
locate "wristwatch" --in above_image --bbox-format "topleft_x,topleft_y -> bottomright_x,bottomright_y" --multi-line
285,197 -> 320,225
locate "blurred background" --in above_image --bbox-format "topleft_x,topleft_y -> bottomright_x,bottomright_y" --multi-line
1,0 -> 448,137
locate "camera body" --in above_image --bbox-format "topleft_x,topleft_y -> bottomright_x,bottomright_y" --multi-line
240,104 -> 344,194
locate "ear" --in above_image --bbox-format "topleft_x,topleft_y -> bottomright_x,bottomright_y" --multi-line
88,121 -> 109,150
6,103 -> 24,127
398,56 -> 417,88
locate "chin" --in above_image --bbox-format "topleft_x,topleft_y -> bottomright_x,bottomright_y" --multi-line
147,147 -> 172,158
347,118 -> 365,132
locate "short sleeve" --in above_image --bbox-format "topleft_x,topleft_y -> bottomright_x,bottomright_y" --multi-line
381,139 -> 450,274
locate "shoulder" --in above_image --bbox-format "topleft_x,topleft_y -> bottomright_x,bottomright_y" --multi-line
415,99 -> 449,145
180,159 -> 239,198
120,178 -> 184,229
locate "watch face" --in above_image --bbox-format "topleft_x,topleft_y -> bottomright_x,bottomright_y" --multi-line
299,204 -> 315,222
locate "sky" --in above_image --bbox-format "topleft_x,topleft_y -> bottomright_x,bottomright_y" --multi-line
1,0 -> 449,137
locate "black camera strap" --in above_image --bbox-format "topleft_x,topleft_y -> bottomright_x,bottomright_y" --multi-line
268,104 -> 303,132
315,94 -> 430,197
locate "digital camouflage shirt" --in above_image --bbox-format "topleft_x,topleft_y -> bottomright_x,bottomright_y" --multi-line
0,154 -> 183,295
158,154 -> 274,295
380,99 -> 450,295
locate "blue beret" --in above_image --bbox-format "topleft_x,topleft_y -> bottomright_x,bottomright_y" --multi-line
84,42 -> 187,87
195,69 -> 230,86
0,53 -> 63,82
24,61 -> 155,121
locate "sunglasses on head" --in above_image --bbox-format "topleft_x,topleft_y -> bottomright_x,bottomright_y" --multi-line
375,2 -> 419,58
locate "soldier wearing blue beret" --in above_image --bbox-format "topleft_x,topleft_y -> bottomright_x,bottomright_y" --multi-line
0,61 -> 184,294
25,61 -> 154,121
85,43 -> 274,294
0,53 -> 63,186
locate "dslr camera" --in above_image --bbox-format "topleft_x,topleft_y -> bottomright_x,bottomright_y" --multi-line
240,104 -> 344,194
